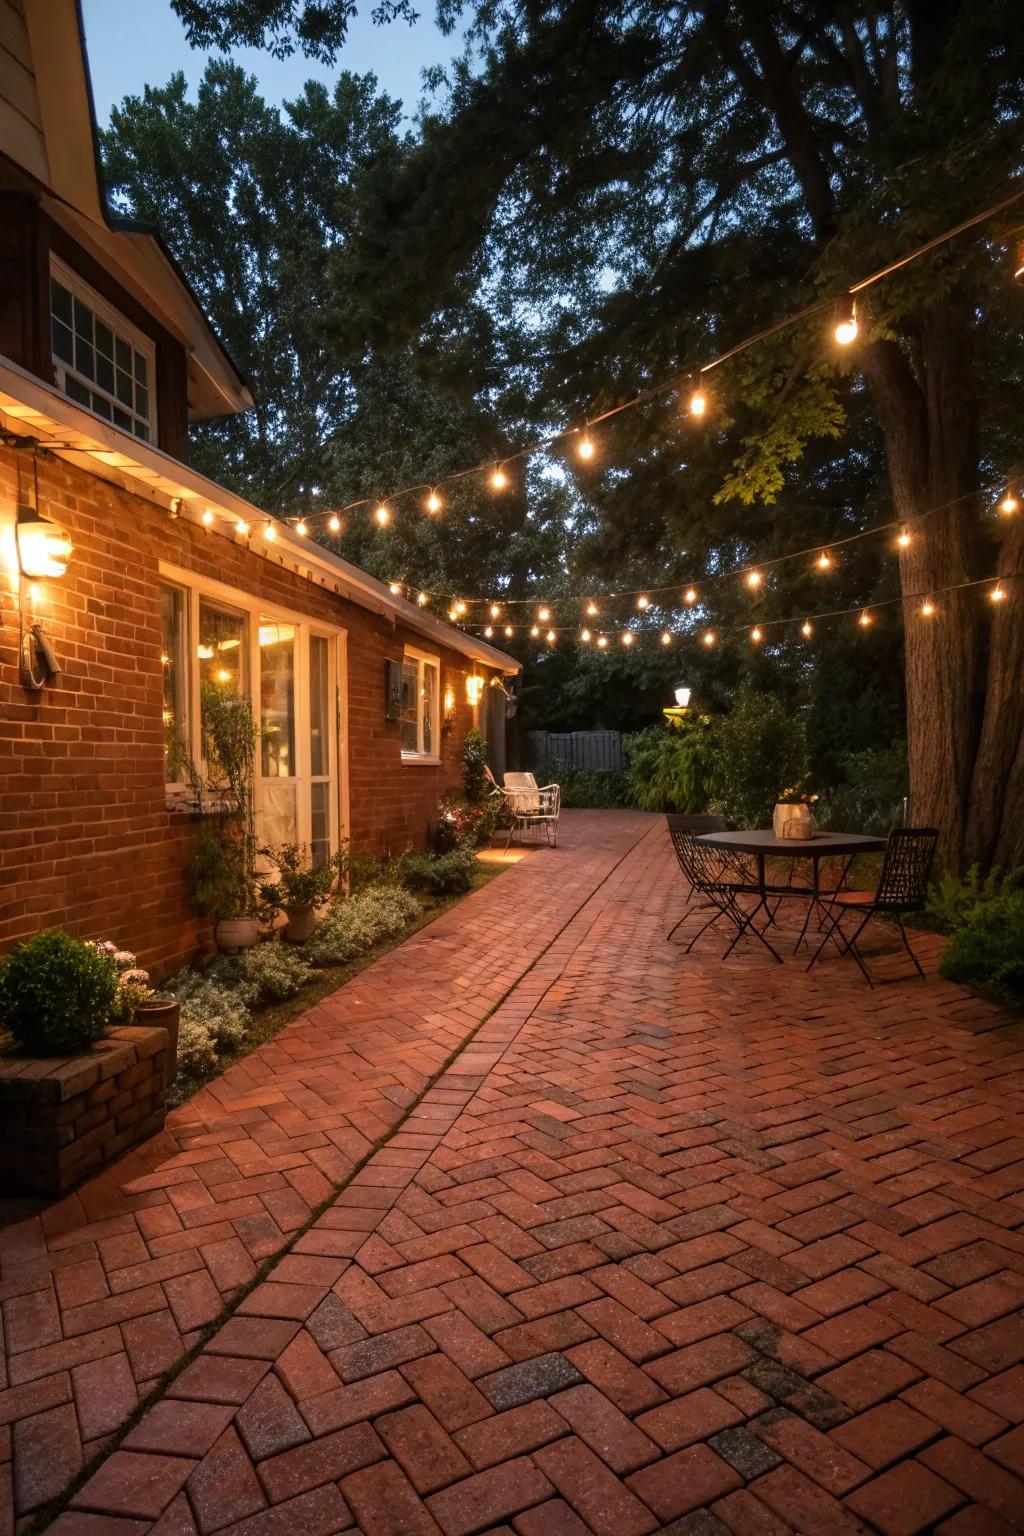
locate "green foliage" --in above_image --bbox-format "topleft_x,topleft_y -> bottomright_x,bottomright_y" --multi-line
348,850 -> 405,892
937,873 -> 1024,1009
558,768 -> 631,808
624,718 -> 719,814
188,686 -> 259,919
190,820 -> 248,921
924,865 -> 1024,934
402,848 -> 476,895
433,793 -> 501,851
306,886 -> 419,966
259,842 -> 346,916
0,931 -> 119,1055
818,744 -> 908,837
711,688 -> 810,830
236,944 -> 312,1000
461,729 -> 489,803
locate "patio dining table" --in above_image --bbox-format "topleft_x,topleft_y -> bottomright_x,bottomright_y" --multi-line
696,827 -> 886,962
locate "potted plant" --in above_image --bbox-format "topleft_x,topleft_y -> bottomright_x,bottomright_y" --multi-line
188,683 -> 260,949
259,842 -> 346,942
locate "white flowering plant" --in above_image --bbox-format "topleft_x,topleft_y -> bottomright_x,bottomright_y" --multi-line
88,940 -> 153,1023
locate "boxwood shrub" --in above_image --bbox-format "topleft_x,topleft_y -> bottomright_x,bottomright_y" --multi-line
0,930 -> 119,1055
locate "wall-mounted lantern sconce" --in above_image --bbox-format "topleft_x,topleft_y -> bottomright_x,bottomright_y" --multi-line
466,673 -> 485,708
16,507 -> 72,579
443,684 -> 457,722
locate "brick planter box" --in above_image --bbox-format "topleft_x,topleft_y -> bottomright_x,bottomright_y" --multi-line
0,1025 -> 169,1197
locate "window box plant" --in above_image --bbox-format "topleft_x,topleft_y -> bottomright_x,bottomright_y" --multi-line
186,684 -> 261,949
259,841 -> 346,942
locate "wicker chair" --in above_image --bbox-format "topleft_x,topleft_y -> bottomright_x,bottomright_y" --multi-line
806,826 -> 938,984
487,769 -> 561,848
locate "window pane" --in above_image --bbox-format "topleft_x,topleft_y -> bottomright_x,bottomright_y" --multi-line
96,351 -> 114,394
422,662 -> 438,757
310,635 -> 329,777
52,317 -> 73,364
115,336 -> 132,370
115,366 -> 133,405
261,781 -> 297,848
51,278 -> 72,327
198,599 -> 247,695
75,337 -> 95,381
90,393 -> 112,420
73,297 -> 92,340
400,659 -> 419,754
134,420 -> 150,441
135,382 -> 149,420
310,782 -> 331,868
95,320 -> 114,360
135,351 -> 148,387
161,584 -> 186,782
113,407 -> 133,431
259,621 -> 295,778
65,375 -> 90,406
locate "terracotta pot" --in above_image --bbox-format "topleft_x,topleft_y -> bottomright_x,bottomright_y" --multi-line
285,907 -> 317,944
215,917 -> 260,951
134,997 -> 181,1088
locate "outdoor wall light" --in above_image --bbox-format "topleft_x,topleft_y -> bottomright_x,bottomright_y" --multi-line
466,674 -> 485,707
16,507 -> 72,579
444,684 -> 457,721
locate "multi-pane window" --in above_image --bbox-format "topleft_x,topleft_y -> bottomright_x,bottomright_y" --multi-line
50,259 -> 155,442
160,585 -> 187,783
400,648 -> 440,760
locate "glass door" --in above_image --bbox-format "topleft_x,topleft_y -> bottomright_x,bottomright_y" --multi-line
257,620 -> 339,863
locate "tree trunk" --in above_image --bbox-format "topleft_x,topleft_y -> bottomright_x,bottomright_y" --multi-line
965,507 -> 1024,869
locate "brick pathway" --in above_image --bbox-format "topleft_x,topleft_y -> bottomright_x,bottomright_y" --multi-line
5,813 -> 1024,1535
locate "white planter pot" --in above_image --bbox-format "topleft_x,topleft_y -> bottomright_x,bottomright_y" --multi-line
215,917 -> 260,951
285,907 -> 317,944
773,803 -> 817,840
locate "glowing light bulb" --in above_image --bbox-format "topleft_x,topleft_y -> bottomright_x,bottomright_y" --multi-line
374,504 -> 390,526
689,387 -> 707,417
504,624 -> 514,637
660,631 -> 673,645
637,595 -> 650,610
703,630 -> 715,646
455,600 -> 467,615
597,636 -> 608,649
546,629 -> 556,644
216,668 -> 232,684
490,603 -> 501,619
897,528 -> 911,548
201,509 -> 214,527
999,490 -> 1019,514
746,570 -> 762,589
160,653 -> 170,667
426,489 -> 442,513
921,600 -> 936,617
389,582 -> 402,595
530,624 -> 540,637
684,587 -> 697,604
417,592 -> 428,606
990,584 -> 1006,602
801,621 -> 813,637
263,522 -> 276,541
484,625 -> 494,637
296,520 -> 309,537
586,601 -> 599,617
817,551 -> 832,571
834,298 -> 858,346
751,626 -> 763,643
859,609 -> 873,627
491,465 -> 508,491
622,632 -> 634,646
581,628 -> 591,642
577,434 -> 594,460
235,518 -> 249,536
538,607 -> 550,623
328,514 -> 341,533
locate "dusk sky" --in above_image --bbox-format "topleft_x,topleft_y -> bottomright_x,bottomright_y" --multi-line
80,0 -> 458,123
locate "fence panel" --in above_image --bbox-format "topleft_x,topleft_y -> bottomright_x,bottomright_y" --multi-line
527,730 -> 625,776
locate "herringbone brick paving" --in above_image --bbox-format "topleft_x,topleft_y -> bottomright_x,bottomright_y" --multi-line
0,812 -> 652,1533
9,812 -> 1024,1534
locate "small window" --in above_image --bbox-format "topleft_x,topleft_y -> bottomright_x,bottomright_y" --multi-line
50,259 -> 156,442
401,649 -> 440,760
160,583 -> 188,783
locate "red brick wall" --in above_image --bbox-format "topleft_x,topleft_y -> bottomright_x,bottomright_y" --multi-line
0,446 -> 500,975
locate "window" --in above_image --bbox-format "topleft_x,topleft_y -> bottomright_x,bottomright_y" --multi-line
160,570 -> 342,865
50,258 -> 155,442
400,648 -> 440,760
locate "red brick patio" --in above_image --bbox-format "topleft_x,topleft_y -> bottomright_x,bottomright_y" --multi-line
3,811 -> 1023,1535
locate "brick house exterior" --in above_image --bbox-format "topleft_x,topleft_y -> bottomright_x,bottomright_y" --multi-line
0,0 -> 518,976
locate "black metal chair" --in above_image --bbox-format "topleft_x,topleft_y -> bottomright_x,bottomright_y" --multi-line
665,815 -> 729,912
668,830 -> 782,963
806,827 -> 939,984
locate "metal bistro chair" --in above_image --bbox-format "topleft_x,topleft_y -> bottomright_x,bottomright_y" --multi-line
668,829 -> 782,963
807,826 -> 939,985
487,769 -> 561,849
665,814 -> 728,912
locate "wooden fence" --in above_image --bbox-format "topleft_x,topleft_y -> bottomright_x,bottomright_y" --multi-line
527,729 -> 626,776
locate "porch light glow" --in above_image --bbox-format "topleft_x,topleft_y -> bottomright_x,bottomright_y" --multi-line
15,510 -> 72,579
448,608 -> 459,621
443,685 -> 456,719
466,674 -> 485,704
816,551 -> 832,570
674,686 -> 691,707
455,600 -> 467,615
490,603 -> 501,618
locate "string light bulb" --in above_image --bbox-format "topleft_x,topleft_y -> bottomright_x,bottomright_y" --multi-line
597,636 -> 608,649
504,624 -> 514,637
296,520 -> 308,537
328,514 -> 341,533
389,582 -> 402,595
688,379 -> 707,417
897,528 -> 911,548
859,609 -> 873,627
490,603 -> 501,619
637,594 -> 650,610
834,297 -> 858,346
484,625 -> 494,637
546,629 -> 556,644
816,551 -> 833,571
684,587 -> 697,604
455,600 -> 467,615
448,608 -> 458,621
746,570 -> 762,589
801,620 -> 813,637
491,465 -> 508,491
660,631 -> 673,645
417,592 -> 428,606
530,624 -> 540,637
998,489 -> 1019,514
581,628 -> 592,642
538,607 -> 550,623
577,433 -> 594,460
990,583 -> 1006,603
703,630 -> 715,646
426,489 -> 442,513
235,518 -> 249,536
622,632 -> 634,646
263,522 -> 276,541
921,599 -> 936,617
751,626 -> 763,643
586,601 -> 599,617
201,509 -> 214,527
374,503 -> 391,526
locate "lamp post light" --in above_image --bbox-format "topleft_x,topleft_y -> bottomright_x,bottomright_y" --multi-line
663,684 -> 692,724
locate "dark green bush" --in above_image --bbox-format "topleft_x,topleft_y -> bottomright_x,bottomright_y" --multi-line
938,882 -> 1024,1008
711,686 -> 809,829
461,728 -> 489,803
818,743 -> 908,835
0,931 -> 119,1054
558,768 -> 631,808
624,717 -> 719,812
403,848 -> 476,895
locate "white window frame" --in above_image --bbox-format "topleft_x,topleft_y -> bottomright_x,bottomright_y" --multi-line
49,254 -> 157,443
158,565 -> 347,859
401,645 -> 441,764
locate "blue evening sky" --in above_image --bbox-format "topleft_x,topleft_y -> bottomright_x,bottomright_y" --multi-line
80,0 -> 459,124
